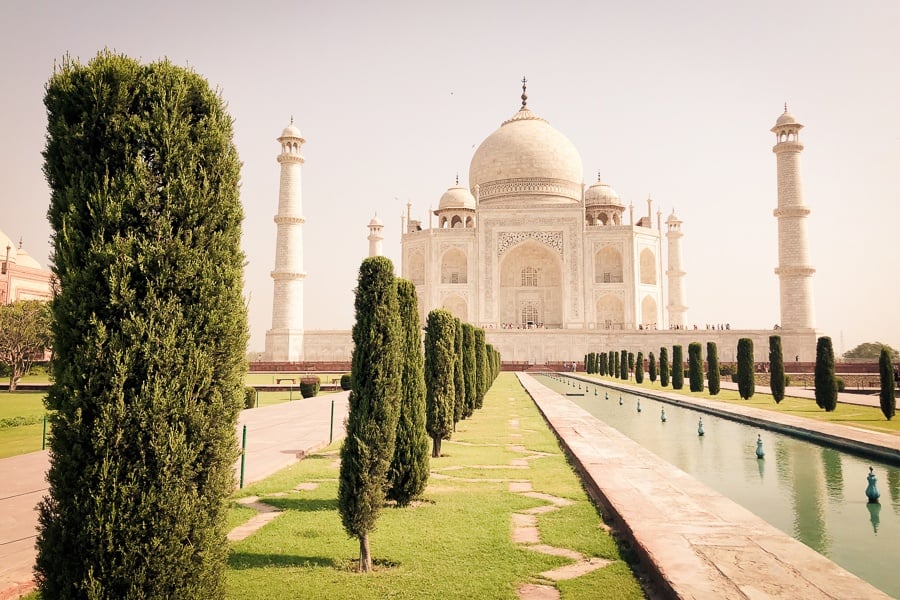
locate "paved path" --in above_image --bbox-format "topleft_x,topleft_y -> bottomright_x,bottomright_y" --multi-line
518,373 -> 891,599
0,393 -> 348,599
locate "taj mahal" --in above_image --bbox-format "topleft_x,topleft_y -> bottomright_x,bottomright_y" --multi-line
264,83 -> 817,365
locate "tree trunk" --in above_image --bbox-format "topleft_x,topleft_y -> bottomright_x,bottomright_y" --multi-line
359,532 -> 372,572
432,436 -> 441,458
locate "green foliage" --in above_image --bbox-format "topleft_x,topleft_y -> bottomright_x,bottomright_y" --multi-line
340,374 -> 351,391
387,279 -> 429,507
0,300 -> 52,391
648,352 -> 657,383
671,345 -> 684,390
613,351 -> 619,378
424,310 -> 456,458
627,352 -> 634,372
599,352 -> 608,376
844,342 -> 899,361
634,352 -> 644,383
659,347 -> 669,387
835,376 -> 845,393
688,342 -> 703,392
737,338 -> 755,399
299,377 -> 320,398
706,342 -> 720,395
735,338 -> 756,400
769,335 -> 785,403
339,256 -> 402,570
37,52 -> 247,598
879,348 -> 895,421
244,387 -> 257,409
474,328 -> 488,409
815,336 -> 837,411
462,324 -> 477,418
452,320 -> 465,425
719,363 -> 737,377
620,349 -> 627,379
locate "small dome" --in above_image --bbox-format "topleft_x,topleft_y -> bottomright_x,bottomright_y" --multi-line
584,178 -> 622,207
666,210 -> 682,225
775,111 -> 797,126
15,245 -> 42,269
438,185 -> 476,211
280,119 -> 304,140
368,215 -> 383,227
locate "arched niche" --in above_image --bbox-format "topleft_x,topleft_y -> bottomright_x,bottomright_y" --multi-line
440,248 -> 467,284
442,295 -> 467,321
407,249 -> 425,285
595,246 -> 623,283
639,248 -> 656,284
498,240 -> 562,327
641,295 -> 658,327
596,294 -> 624,330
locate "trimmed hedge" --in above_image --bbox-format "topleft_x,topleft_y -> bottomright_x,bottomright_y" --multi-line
299,377 -> 320,398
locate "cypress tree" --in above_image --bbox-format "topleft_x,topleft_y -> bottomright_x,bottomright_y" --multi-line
475,328 -> 488,408
424,309 -> 456,457
737,338 -> 755,400
620,349 -> 628,379
38,52 -> 247,597
387,279 -> 430,507
671,345 -> 684,390
339,256 -> 402,572
648,352 -> 657,383
462,323 -> 477,417
688,342 -> 703,392
452,319 -> 465,426
659,347 -> 670,387
611,351 -> 618,377
707,342 -> 720,395
879,347 -> 895,421
769,335 -> 785,403
627,352 -> 635,377
635,352 -> 644,383
815,336 -> 837,411
486,343 -> 497,382
599,352 -> 608,376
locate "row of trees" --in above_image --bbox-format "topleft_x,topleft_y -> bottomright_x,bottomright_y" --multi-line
0,299 -> 52,391
586,335 -> 896,421
339,256 -> 501,572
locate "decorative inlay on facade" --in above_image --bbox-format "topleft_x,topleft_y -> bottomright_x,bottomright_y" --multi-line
478,178 -> 581,202
497,231 -> 563,257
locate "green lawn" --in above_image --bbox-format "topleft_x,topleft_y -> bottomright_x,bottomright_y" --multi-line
580,373 -> 900,435
224,373 -> 645,599
244,372 -> 348,386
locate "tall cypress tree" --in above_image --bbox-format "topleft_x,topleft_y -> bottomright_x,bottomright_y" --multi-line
737,338 -> 755,400
612,351 -> 618,377
815,336 -> 837,411
462,323 -> 477,417
599,352 -> 608,376
627,352 -> 635,378
769,335 -> 785,403
38,52 -> 247,597
688,342 -> 703,392
635,352 -> 644,383
671,345 -> 684,390
648,351 -> 657,383
424,309 -> 455,457
620,349 -> 628,379
452,319 -> 466,425
659,347 -> 670,387
879,347 -> 895,421
339,256 -> 402,572
474,327 -> 488,408
707,342 -> 720,395
387,279 -> 429,507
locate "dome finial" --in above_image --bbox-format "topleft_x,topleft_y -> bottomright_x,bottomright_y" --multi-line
597,170 -> 602,183
521,75 -> 528,108
783,102 -> 788,114
455,173 -> 459,186
290,115 -> 294,124
18,237 -> 23,249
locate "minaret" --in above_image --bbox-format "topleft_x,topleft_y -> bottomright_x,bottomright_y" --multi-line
772,105 -> 815,330
367,214 -> 384,257
265,118 -> 306,362
665,210 -> 687,328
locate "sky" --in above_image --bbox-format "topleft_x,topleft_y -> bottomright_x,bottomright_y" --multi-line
1,0 -> 898,356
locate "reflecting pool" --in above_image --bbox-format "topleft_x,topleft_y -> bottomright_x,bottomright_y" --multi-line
535,374 -> 900,597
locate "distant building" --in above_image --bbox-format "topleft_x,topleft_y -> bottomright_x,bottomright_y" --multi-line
0,229 -> 53,304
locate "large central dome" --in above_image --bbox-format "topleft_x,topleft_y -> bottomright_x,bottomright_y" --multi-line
469,105 -> 583,204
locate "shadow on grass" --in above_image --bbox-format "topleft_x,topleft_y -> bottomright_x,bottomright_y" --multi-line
229,551 -> 339,570
264,497 -> 338,512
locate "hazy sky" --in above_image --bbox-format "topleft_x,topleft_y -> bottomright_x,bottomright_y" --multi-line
2,0 -> 898,355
